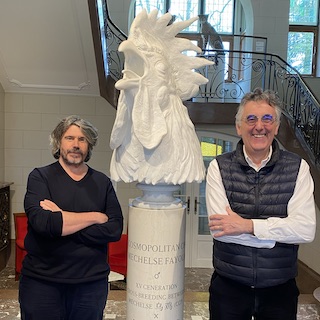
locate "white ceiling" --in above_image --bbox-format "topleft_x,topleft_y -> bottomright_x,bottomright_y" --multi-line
0,0 -> 100,96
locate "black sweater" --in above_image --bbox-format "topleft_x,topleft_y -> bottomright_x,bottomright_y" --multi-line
23,161 -> 123,284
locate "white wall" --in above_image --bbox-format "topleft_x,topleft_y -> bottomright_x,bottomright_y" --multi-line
250,0 -> 290,60
4,92 -> 140,238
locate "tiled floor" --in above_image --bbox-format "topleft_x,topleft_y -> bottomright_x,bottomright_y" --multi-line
0,266 -> 319,319
0,267 -> 212,320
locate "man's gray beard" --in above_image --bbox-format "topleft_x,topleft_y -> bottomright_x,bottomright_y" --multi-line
61,153 -> 84,167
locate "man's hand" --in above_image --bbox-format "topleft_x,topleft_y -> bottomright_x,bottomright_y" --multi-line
40,199 -> 62,212
208,206 -> 253,237
40,199 -> 108,235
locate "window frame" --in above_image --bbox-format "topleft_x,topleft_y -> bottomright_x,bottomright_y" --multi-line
288,25 -> 318,77
133,0 -> 235,35
288,0 -> 319,77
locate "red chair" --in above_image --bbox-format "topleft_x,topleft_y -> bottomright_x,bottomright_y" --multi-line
14,213 -> 129,280
108,234 -> 128,278
14,213 -> 28,280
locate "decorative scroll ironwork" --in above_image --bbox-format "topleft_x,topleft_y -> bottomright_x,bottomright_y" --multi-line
194,50 -> 320,165
100,1 -> 320,165
98,1 -> 126,81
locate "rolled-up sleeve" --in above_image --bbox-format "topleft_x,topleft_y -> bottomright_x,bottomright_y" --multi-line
253,159 -> 316,244
206,159 -> 275,248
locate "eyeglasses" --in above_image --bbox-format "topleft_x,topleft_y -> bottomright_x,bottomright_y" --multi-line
242,114 -> 276,126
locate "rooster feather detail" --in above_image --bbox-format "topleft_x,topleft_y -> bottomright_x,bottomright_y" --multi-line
110,9 -> 214,185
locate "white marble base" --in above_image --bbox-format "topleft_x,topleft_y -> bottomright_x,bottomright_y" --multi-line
126,205 -> 186,320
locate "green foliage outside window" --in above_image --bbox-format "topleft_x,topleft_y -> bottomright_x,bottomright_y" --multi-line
205,0 -> 233,33
135,0 -> 165,16
287,32 -> 314,74
288,0 -> 318,75
289,0 -> 319,25
134,0 -> 234,33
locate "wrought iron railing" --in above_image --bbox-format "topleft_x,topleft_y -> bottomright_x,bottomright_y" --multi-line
195,50 -> 320,164
97,0 -> 126,81
97,0 -> 320,166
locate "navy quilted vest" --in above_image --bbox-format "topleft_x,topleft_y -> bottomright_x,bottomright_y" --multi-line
214,139 -> 301,288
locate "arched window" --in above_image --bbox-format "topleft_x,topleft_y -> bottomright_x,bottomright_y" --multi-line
134,0 -> 235,34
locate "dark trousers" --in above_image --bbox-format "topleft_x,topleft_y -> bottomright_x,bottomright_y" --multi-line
19,275 -> 108,320
209,272 -> 299,320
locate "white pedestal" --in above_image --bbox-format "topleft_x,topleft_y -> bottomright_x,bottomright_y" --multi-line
126,205 -> 186,320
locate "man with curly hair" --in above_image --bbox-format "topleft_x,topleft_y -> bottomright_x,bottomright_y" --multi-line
19,115 -> 123,320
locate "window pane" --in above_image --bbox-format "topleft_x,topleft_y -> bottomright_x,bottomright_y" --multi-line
97,0 -> 108,76
169,0 -> 200,32
204,0 -> 234,33
289,0 -> 319,25
135,0 -> 165,16
287,32 -> 314,74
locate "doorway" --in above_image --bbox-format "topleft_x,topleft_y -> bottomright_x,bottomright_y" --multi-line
178,130 -> 239,267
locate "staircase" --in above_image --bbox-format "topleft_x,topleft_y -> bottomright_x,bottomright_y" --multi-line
88,0 -> 320,208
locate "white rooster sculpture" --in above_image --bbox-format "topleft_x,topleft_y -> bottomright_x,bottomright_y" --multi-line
110,9 -> 214,185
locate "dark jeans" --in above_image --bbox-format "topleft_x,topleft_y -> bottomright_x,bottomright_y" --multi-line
19,275 -> 108,320
209,272 -> 299,320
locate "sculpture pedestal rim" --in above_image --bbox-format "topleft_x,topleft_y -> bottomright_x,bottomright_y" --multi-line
132,183 -> 182,209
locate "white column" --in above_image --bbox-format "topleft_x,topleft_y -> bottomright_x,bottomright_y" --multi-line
126,184 -> 186,320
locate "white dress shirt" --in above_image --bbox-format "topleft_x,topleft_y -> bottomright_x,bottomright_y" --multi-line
206,147 -> 316,249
